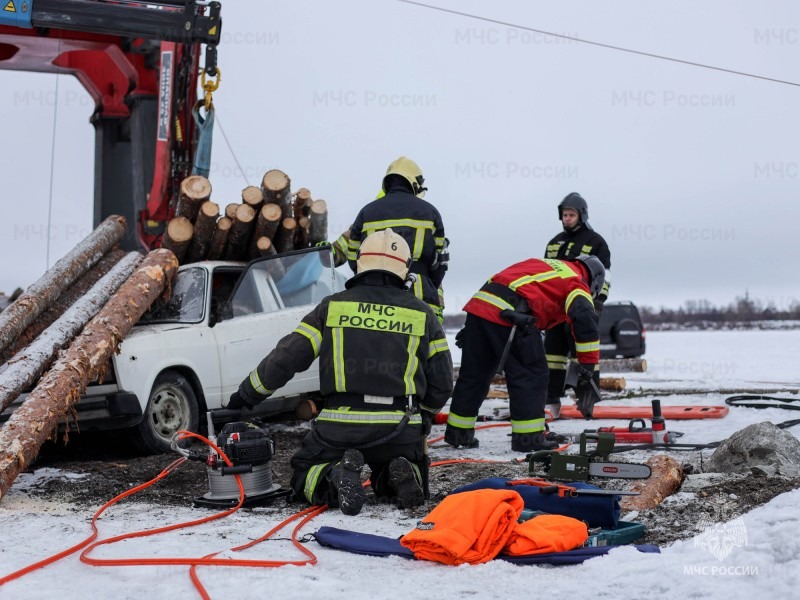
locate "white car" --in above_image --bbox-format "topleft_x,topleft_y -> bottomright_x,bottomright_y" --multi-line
3,246 -> 347,453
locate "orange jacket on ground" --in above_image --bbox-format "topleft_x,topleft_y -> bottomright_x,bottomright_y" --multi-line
400,489 -> 524,565
503,514 -> 589,556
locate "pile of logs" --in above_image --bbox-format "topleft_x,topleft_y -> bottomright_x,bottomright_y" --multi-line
0,216 -> 179,500
160,170 -> 330,265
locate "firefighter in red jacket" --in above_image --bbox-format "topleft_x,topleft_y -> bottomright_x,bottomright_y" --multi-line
444,256 -> 605,452
228,229 -> 453,515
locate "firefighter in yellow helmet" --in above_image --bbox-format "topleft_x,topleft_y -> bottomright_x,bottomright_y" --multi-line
348,157 -> 449,321
228,229 -> 453,515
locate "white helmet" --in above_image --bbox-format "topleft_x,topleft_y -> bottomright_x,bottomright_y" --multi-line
357,228 -> 411,279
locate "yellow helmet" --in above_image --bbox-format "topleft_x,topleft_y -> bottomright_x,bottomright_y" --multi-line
382,156 -> 427,198
357,228 -> 411,279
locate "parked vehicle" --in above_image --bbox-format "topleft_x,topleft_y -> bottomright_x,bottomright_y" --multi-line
598,301 -> 646,359
2,246 -> 347,453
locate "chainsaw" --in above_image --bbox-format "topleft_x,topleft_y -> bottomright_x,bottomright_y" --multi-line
528,432 -> 651,481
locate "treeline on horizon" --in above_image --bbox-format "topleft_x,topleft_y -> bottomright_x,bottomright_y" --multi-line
639,293 -> 800,325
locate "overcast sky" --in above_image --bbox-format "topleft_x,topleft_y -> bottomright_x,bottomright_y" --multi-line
2,0 -> 799,312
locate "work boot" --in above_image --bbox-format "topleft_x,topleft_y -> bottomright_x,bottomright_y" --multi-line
330,449 -> 366,516
545,398 -> 562,420
444,425 -> 479,449
511,432 -> 558,453
388,457 -> 425,509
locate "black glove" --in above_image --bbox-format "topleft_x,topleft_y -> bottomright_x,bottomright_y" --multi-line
594,296 -> 605,315
498,309 -> 537,336
455,327 -> 466,349
227,390 -> 247,410
421,411 -> 434,436
574,364 -> 600,419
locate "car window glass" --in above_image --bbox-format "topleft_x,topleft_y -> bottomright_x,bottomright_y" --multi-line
140,267 -> 206,324
229,247 -> 345,317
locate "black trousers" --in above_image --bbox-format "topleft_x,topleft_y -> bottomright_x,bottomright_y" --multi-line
449,313 -> 548,427
544,323 -> 574,399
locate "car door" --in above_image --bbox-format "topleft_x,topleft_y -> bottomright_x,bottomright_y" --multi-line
212,247 -> 346,406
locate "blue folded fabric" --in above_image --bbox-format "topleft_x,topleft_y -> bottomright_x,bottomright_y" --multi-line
314,526 -> 659,566
451,478 -> 621,529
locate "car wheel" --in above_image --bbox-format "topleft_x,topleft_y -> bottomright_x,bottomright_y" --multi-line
133,370 -> 200,454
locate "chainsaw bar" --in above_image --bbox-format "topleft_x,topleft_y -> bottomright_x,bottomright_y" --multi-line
589,461 -> 651,479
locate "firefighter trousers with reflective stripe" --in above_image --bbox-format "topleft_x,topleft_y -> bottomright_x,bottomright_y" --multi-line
544,323 -> 599,399
449,314 -> 548,430
290,418 -> 425,506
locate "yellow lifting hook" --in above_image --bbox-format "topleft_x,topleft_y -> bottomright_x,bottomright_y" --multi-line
201,67 -> 221,110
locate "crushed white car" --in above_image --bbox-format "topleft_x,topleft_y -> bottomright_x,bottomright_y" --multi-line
2,246 -> 347,453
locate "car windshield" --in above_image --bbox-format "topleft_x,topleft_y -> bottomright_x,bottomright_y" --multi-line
139,267 -> 207,324
229,247 -> 346,317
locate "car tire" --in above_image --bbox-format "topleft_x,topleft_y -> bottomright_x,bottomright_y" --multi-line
132,370 -> 200,454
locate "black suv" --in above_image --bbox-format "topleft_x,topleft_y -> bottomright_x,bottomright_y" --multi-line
598,301 -> 646,358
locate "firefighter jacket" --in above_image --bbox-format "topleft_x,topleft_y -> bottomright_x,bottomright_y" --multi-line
462,258 -> 600,365
348,185 -> 448,310
545,226 -> 611,300
238,271 -> 454,416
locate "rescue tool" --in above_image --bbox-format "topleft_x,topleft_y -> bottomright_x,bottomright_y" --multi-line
586,399 -> 683,444
528,432 -> 651,481
507,478 -> 640,497
173,409 -> 291,508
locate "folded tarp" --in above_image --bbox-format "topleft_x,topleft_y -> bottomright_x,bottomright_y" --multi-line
452,478 -> 621,529
314,526 -> 659,566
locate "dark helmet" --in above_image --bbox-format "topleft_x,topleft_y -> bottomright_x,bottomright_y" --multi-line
574,255 -> 605,299
558,192 -> 592,231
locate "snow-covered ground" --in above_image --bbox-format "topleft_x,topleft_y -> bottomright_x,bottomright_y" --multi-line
1,330 -> 799,599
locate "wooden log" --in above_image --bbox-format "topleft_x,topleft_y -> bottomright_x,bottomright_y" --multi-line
0,249 -> 126,364
186,201 -> 220,263
308,199 -> 328,245
0,249 -> 179,500
295,398 -> 319,421
241,185 -> 265,211
175,175 -> 212,222
620,455 -> 684,512
273,218 -> 297,254
261,169 -> 291,206
600,358 -> 647,373
225,203 -> 239,220
599,377 -> 626,392
0,253 -> 143,413
223,204 -> 257,260
296,216 -> 310,248
207,217 -> 232,261
293,188 -> 312,220
0,215 -> 126,358
161,217 -> 193,264
254,236 -> 278,258
248,203 -> 283,258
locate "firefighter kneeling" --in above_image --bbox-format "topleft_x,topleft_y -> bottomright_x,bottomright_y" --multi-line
228,229 -> 453,515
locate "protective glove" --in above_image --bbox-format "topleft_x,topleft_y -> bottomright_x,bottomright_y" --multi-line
498,309 -> 537,336
455,327 -> 466,349
594,296 -> 606,315
315,240 -> 330,247
227,390 -> 247,410
574,364 -> 600,419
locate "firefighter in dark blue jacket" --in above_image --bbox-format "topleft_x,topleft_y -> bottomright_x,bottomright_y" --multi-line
348,157 -> 449,320
228,229 -> 453,516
